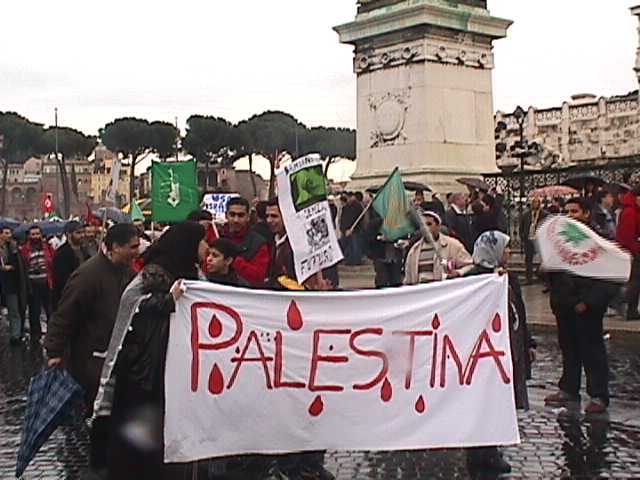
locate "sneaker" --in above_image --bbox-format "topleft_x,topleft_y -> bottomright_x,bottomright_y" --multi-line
585,398 -> 608,414
544,390 -> 579,405
484,453 -> 512,475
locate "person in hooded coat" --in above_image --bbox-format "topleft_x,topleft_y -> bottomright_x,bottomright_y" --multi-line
463,230 -> 536,476
107,221 -> 209,480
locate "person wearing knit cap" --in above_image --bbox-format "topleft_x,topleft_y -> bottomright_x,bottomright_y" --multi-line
51,221 -> 89,310
404,210 -> 474,285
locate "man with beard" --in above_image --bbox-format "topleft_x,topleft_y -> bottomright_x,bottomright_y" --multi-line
51,221 -> 90,311
20,226 -> 55,341
83,224 -> 100,257
44,223 -> 139,478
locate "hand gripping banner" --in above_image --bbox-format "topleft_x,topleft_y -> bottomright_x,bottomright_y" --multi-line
164,274 -> 519,462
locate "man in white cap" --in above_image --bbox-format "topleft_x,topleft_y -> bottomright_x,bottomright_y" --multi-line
404,210 -> 473,285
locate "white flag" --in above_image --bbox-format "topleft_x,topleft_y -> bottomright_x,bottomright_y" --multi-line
536,215 -> 631,282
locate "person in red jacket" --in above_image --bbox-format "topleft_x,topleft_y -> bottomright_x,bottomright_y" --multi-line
20,225 -> 55,340
222,197 -> 272,287
616,186 -> 640,320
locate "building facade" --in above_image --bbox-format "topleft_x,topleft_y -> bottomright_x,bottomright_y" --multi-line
495,6 -> 640,174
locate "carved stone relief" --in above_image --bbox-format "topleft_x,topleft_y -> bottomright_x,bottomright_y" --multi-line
369,89 -> 411,148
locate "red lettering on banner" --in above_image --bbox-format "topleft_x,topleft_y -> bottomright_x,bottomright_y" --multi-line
308,329 -> 351,392
274,331 -> 305,389
227,330 -> 274,389
392,329 -> 433,390
349,328 -> 388,391
464,330 -> 511,385
440,334 -> 465,388
191,302 -> 244,392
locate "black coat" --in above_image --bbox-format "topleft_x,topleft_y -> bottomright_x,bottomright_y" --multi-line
51,241 -> 89,311
444,208 -> 473,252
465,267 -> 533,410
0,241 -> 28,320
549,271 -> 617,317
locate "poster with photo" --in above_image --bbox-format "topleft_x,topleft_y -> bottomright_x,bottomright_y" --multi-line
276,154 -> 343,283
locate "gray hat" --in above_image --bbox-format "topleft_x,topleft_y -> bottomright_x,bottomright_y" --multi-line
64,220 -> 83,235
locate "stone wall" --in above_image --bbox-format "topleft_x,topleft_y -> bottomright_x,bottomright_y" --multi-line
496,92 -> 640,168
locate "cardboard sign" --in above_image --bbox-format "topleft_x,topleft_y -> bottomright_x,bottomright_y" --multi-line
276,155 -> 343,283
201,193 -> 239,222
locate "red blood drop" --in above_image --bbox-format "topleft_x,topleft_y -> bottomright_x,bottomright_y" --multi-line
492,314 -> 502,333
209,314 -> 222,338
308,395 -> 324,416
431,314 -> 441,330
287,301 -> 304,331
208,363 -> 224,395
381,377 -> 393,402
415,395 -> 427,414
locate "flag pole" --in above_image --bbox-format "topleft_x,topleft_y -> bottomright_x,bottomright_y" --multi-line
346,167 -> 399,236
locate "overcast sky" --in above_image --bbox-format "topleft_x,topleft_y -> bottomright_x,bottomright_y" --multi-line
1,1 -> 639,135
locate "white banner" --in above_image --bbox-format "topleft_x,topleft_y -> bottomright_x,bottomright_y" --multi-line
164,274 -> 519,463
202,193 -> 239,222
536,215 -> 631,282
276,154 -> 343,283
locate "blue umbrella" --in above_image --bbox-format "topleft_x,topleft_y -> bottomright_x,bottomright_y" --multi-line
15,368 -> 84,478
96,207 -> 131,224
13,221 -> 68,240
0,217 -> 20,230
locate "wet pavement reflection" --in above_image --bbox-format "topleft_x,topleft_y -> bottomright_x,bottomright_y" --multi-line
0,323 -> 638,479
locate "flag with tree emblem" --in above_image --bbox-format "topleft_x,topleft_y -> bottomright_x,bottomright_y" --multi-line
536,215 -> 632,282
152,161 -> 200,223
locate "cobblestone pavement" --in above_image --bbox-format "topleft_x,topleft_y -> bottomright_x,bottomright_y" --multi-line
1,319 -> 639,479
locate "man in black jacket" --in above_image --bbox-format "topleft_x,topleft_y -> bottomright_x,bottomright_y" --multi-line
0,227 -> 28,345
444,193 -> 473,252
51,221 -> 89,311
544,198 -> 615,414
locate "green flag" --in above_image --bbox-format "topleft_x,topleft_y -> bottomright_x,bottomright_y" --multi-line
371,168 -> 417,241
131,200 -> 145,222
152,161 -> 200,223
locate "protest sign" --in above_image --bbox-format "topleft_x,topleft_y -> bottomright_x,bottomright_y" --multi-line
201,193 -> 239,222
164,274 -> 519,463
536,215 -> 631,282
276,154 -> 343,283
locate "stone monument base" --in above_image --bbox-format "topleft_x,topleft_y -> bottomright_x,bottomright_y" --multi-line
335,0 -> 512,193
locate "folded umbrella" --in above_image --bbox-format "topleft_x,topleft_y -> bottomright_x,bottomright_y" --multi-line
15,368 -> 84,478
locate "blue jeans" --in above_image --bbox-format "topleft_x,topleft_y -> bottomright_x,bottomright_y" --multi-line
6,293 -> 23,340
27,280 -> 50,338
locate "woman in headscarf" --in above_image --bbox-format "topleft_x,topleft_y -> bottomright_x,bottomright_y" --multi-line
464,230 -> 536,476
107,222 -> 208,479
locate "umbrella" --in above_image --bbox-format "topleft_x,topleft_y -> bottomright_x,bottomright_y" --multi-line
96,207 -> 131,224
14,221 -> 68,239
561,175 -> 606,191
16,368 -> 84,478
529,185 -> 578,198
456,177 -> 490,192
0,217 -> 20,230
610,182 -> 632,194
365,180 -> 431,194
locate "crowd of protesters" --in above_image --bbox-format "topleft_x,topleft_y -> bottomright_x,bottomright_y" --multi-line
1,176 -> 636,479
